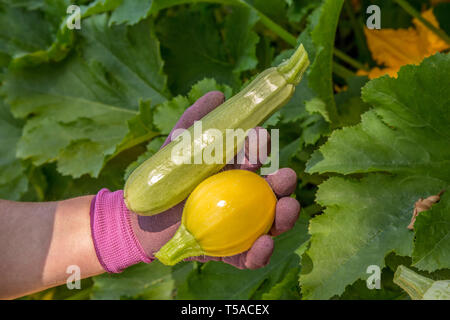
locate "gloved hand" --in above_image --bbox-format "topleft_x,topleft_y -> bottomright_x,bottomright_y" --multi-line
90,91 -> 300,273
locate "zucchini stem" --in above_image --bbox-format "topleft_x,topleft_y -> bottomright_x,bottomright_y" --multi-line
155,224 -> 205,266
393,265 -> 433,300
277,44 -> 310,86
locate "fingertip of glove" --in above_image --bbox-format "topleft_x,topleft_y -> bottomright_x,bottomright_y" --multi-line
245,235 -> 274,270
270,197 -> 300,236
194,91 -> 225,111
265,168 -> 297,197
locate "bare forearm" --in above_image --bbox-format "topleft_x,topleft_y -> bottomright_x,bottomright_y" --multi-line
0,196 -> 104,299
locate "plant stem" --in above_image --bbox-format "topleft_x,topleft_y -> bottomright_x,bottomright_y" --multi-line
333,61 -> 355,79
334,48 -> 368,71
394,0 -> 450,45
246,4 -> 356,78
277,44 -> 310,85
256,10 -> 297,47
238,0 -> 296,46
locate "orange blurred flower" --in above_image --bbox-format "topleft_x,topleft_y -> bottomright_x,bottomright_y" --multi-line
431,0 -> 450,5
358,9 -> 449,79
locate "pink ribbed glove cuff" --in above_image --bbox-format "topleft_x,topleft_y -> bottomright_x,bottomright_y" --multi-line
90,189 -> 153,273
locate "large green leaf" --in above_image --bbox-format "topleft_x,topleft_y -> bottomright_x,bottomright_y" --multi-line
1,15 -> 168,178
109,0 -> 154,25
300,174 -> 432,299
0,4 -> 53,66
412,192 -> 450,272
0,0 -> 132,67
2,55 -> 135,178
80,0 -> 123,17
81,15 -> 168,104
0,99 -> 28,200
42,146 -> 140,201
261,267 -> 301,300
0,0 -> 76,67
302,53 -> 450,299
307,55 -> 450,177
156,4 -> 259,94
112,100 -> 160,167
91,261 -> 193,299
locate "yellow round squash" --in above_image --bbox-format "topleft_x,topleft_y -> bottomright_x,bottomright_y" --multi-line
155,169 -> 276,265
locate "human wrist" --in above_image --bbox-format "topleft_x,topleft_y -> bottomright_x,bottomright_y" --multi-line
90,189 -> 153,273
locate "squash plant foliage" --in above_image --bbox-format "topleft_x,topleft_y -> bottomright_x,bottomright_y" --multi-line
0,0 -> 449,300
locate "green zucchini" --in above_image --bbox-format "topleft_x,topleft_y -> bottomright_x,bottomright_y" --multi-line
394,265 -> 450,300
124,44 -> 309,215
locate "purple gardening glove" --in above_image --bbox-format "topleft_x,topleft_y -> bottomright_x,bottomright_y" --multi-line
90,92 -> 300,273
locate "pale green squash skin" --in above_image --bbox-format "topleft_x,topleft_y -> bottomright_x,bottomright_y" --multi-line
124,45 -> 309,215
394,265 -> 450,300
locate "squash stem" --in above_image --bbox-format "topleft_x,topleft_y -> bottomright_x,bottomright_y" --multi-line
277,44 -> 310,86
393,265 -> 433,300
155,224 -> 205,266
